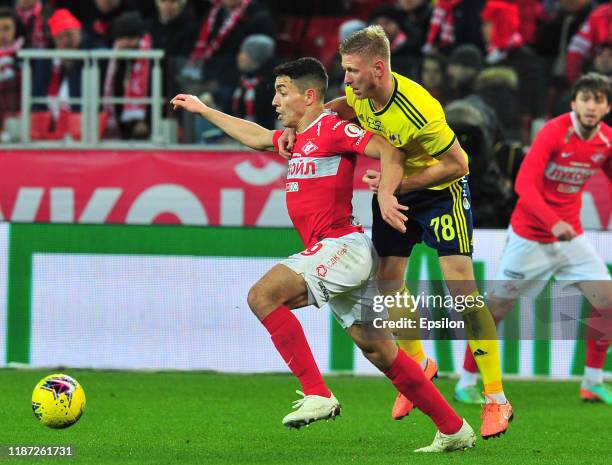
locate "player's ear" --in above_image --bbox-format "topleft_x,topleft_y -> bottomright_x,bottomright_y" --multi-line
373,59 -> 385,78
305,88 -> 316,105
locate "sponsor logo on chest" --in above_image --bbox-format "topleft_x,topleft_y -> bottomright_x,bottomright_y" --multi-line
287,156 -> 341,180
544,162 -> 597,186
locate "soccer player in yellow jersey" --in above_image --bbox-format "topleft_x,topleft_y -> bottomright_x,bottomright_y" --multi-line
279,26 -> 513,439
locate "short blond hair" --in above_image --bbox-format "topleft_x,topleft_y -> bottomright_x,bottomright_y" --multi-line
339,25 -> 390,63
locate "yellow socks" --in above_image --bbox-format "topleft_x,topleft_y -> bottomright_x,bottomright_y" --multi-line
385,285 -> 427,367
461,292 -> 505,398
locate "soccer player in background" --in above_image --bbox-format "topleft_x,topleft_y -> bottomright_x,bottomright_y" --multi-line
457,73 -> 612,403
171,57 -> 477,452
279,25 -> 512,439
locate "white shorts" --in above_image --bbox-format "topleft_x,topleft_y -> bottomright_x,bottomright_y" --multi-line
491,227 -> 611,299
280,232 -> 383,328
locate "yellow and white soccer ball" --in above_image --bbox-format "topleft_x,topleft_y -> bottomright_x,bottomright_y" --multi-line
31,374 -> 86,429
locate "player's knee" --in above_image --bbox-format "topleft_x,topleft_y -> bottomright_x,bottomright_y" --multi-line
360,342 -> 396,371
247,284 -> 274,316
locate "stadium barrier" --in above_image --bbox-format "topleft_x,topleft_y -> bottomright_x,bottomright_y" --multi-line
11,49 -> 165,145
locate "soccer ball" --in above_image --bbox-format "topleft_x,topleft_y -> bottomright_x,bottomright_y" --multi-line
31,374 -> 86,429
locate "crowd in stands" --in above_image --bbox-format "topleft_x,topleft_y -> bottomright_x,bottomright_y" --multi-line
0,0 -> 610,225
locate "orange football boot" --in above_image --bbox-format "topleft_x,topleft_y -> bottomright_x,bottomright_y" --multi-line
480,394 -> 514,439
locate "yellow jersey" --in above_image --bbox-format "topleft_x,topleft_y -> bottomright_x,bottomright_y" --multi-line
345,72 -> 468,190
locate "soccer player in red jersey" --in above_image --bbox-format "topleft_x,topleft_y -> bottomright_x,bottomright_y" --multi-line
457,73 -> 612,404
172,57 -> 476,452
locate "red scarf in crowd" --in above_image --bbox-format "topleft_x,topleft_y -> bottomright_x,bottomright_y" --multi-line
103,34 -> 152,135
189,0 -> 250,62
15,1 -> 46,48
425,0 -> 462,49
232,75 -> 262,122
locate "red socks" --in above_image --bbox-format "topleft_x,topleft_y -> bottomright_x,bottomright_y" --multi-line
586,306 -> 611,368
385,349 -> 463,435
262,306 -> 331,398
463,344 -> 479,373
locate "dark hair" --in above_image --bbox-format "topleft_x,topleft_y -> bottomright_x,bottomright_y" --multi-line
273,57 -> 328,101
571,72 -> 611,103
0,6 -> 17,24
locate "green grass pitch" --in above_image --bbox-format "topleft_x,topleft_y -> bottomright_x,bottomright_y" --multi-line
3,369 -> 610,465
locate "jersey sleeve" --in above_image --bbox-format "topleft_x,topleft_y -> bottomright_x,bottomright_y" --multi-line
414,117 -> 457,157
332,120 -> 374,156
514,121 -> 562,231
271,129 -> 284,153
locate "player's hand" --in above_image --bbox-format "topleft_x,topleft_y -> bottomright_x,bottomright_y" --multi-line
378,193 -> 408,233
278,128 -> 296,159
170,94 -> 208,115
362,169 -> 380,192
551,220 -> 577,241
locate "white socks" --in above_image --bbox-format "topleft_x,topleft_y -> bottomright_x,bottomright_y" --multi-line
457,369 -> 478,390
582,367 -> 603,388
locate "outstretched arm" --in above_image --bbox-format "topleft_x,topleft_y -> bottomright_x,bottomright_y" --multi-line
171,94 -> 275,151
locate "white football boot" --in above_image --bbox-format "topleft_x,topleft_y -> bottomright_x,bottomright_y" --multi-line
282,390 -> 341,429
414,419 -> 476,452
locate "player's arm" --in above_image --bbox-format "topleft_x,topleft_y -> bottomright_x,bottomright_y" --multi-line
514,122 -> 576,239
363,135 -> 408,233
325,96 -> 357,120
398,139 -> 468,192
171,94 -> 275,151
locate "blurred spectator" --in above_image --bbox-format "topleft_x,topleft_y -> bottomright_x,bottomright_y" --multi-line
369,5 -> 413,75
146,0 -> 198,109
85,0 -> 136,48
0,6 -> 22,132
103,11 -> 151,139
396,0 -> 432,56
593,43 -> 612,125
566,3 -> 612,85
32,8 -> 83,120
182,0 -> 275,111
593,42 -> 612,78
473,66 -> 521,141
481,0 -> 545,143
445,95 -> 515,227
446,44 -> 484,101
419,53 -> 449,104
15,0 -> 48,48
536,0 -> 594,113
423,0 -> 485,55
229,34 -> 276,128
515,0 -> 547,45
327,19 -> 366,99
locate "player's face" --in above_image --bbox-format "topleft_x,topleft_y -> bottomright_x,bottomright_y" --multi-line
571,90 -> 610,130
341,53 -> 377,99
272,76 -> 307,128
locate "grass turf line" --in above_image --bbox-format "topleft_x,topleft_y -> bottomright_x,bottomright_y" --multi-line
2,369 -> 610,465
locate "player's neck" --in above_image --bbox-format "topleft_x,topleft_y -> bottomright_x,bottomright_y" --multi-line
295,106 -> 326,134
371,73 -> 395,111
576,123 -> 599,140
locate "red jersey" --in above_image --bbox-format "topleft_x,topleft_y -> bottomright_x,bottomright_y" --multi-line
511,112 -> 612,242
272,112 -> 373,247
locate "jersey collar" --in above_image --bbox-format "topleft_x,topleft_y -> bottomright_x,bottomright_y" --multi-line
298,111 -> 327,134
368,75 -> 398,116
